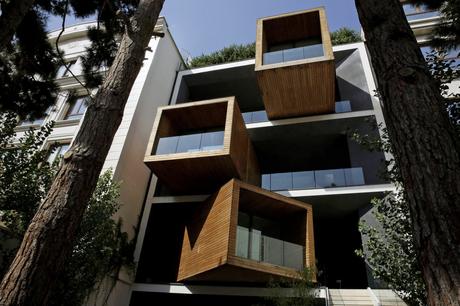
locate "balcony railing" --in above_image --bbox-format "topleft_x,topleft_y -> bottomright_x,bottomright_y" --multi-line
263,44 -> 324,65
335,100 -> 352,113
155,130 -> 224,155
262,167 -> 365,191
242,110 -> 269,124
242,101 -> 352,124
236,226 -> 304,271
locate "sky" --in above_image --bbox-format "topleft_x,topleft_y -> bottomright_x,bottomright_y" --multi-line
47,0 -> 361,58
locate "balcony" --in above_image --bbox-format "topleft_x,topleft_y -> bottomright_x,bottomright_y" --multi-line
255,7 -> 336,119
242,101 -> 352,124
262,167 -> 365,191
177,179 -> 315,282
236,224 -> 304,271
144,97 -> 260,194
155,130 -> 224,154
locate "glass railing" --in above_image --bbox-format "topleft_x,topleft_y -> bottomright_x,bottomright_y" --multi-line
263,44 -> 324,65
262,167 -> 365,191
155,130 -> 224,155
236,226 -> 304,271
242,110 -> 269,124
242,101 -> 352,124
335,100 -> 352,113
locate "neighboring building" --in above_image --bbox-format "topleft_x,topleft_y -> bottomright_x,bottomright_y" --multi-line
130,7 -> 406,306
401,0 -> 460,95
13,17 -> 184,306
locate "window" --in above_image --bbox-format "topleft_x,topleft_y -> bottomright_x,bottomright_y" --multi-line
56,60 -> 77,78
18,106 -> 52,126
47,143 -> 70,164
18,117 -> 45,126
64,95 -> 88,120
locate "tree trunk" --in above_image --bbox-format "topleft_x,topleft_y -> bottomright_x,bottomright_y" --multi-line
354,0 -> 460,305
0,0 -> 36,49
0,0 -> 165,304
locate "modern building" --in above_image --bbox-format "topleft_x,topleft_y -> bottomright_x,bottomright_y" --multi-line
9,3 -> 451,305
130,7 -> 406,306
12,17 -> 184,306
401,0 -> 459,95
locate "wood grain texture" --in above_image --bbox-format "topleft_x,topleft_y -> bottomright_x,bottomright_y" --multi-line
255,7 -> 336,119
177,180 -> 234,281
177,179 -> 315,282
144,97 -> 260,194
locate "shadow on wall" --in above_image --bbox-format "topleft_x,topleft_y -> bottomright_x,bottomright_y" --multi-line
335,49 -> 374,111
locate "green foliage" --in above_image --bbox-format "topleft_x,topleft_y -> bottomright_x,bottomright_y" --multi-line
0,0 -> 140,118
352,49 -> 459,306
47,171 -> 135,306
188,43 -> 256,68
254,268 -> 317,306
188,27 -> 364,69
425,49 -> 460,130
356,192 -> 426,306
407,0 -> 460,49
330,27 -> 362,45
0,112 -> 56,233
0,7 -> 58,119
0,114 -> 134,305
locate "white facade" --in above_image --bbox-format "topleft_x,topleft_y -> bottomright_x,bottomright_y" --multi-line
14,17 -> 184,306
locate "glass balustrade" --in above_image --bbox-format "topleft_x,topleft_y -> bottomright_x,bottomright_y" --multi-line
242,101 -> 351,124
263,44 -> 324,65
335,100 -> 352,113
262,167 -> 365,191
236,225 -> 304,270
242,110 -> 269,124
155,131 -> 224,155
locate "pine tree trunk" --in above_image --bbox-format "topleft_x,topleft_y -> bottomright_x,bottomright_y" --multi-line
0,0 -> 165,304
354,0 -> 460,305
0,0 -> 36,48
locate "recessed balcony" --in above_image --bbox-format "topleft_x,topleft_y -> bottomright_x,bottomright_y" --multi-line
144,97 -> 260,194
262,167 -> 365,191
255,7 -> 336,119
177,179 -> 315,283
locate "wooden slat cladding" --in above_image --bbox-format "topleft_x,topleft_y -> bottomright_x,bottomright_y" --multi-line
144,97 -> 260,194
256,60 -> 336,119
177,181 -> 234,281
177,179 -> 316,283
255,7 -> 336,119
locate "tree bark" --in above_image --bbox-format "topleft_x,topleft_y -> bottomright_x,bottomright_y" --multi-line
0,0 -> 36,49
355,0 -> 460,305
0,0 -> 165,305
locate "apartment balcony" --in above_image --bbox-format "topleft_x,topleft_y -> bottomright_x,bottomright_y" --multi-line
262,167 -> 365,191
255,7 -> 335,119
177,179 -> 315,283
144,97 -> 260,194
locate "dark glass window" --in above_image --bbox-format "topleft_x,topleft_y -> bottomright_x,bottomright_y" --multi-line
64,96 -> 88,120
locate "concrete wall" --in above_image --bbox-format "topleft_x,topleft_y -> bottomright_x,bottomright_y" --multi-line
336,49 -> 374,111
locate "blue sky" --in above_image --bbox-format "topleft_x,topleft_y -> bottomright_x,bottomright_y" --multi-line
47,0 -> 361,58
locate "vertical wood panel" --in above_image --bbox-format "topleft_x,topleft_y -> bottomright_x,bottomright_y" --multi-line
177,181 -> 234,281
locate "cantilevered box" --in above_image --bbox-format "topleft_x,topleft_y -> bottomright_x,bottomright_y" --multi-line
144,97 -> 260,194
177,179 -> 315,283
255,7 -> 335,119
